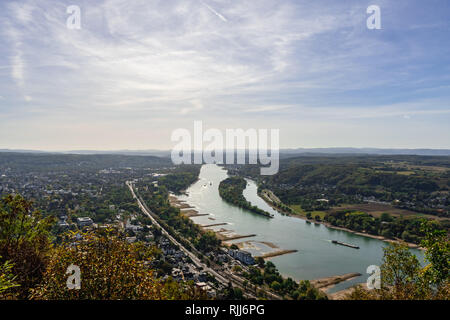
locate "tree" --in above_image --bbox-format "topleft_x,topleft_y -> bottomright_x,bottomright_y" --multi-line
195,231 -> 221,252
381,228 -> 392,238
233,287 -> 243,300
0,194 -> 55,298
0,258 -> 19,296
380,213 -> 392,222
31,229 -> 204,300
420,221 -> 449,288
270,281 -> 281,291
380,242 -> 421,299
346,221 -> 449,300
232,265 -> 242,273
256,257 -> 265,268
224,282 -> 235,299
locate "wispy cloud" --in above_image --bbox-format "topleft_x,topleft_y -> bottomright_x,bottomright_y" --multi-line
0,0 -> 449,149
202,2 -> 227,22
180,99 -> 204,115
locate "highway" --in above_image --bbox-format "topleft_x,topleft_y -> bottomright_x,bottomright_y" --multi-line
126,181 -> 253,294
126,181 -> 284,300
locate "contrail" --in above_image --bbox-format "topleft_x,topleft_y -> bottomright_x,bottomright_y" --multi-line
202,2 -> 227,22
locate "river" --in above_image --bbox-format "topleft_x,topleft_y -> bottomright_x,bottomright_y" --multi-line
178,164 -> 424,293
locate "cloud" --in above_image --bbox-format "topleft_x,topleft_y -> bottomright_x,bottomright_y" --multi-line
202,2 -> 228,22
10,52 -> 25,87
9,2 -> 34,24
180,99 -> 204,115
0,0 -> 449,149
244,105 -> 293,113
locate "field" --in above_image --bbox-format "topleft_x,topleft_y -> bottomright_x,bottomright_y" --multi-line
331,203 -> 446,221
289,205 -> 327,220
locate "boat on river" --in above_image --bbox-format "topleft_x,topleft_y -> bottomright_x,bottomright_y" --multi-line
331,240 -> 360,249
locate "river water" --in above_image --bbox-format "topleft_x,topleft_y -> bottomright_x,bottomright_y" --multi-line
178,164 -> 424,293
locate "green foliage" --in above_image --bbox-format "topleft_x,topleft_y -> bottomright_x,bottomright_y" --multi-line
0,258 -> 19,295
0,193 -> 208,300
234,155 -> 449,218
324,211 -> 443,244
219,177 -> 272,218
381,243 -> 421,292
138,182 -> 202,245
420,221 -> 449,287
243,260 -> 326,300
255,256 -> 265,268
157,165 -> 201,193
0,194 -> 55,298
194,231 -> 221,252
347,221 -> 449,300
0,152 -> 168,172
31,229 -> 204,300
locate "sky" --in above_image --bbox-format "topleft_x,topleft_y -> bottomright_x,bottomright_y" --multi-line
0,0 -> 449,150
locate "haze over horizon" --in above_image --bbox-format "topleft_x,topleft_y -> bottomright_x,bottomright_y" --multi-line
1,146 -> 450,157
1,0 -> 449,150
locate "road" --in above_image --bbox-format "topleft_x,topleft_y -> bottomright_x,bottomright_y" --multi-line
126,181 -> 263,298
126,181 -> 283,299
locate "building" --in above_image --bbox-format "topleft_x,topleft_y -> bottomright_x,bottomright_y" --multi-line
76,217 -> 93,227
125,220 -> 144,232
126,237 -> 137,243
195,282 -> 215,298
145,232 -> 154,241
58,220 -> 70,229
228,249 -> 255,265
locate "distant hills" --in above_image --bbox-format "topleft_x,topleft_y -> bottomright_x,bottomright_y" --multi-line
279,148 -> 450,156
1,147 -> 449,157
0,149 -> 171,157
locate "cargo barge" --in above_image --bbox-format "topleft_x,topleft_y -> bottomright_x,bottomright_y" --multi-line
331,240 -> 360,249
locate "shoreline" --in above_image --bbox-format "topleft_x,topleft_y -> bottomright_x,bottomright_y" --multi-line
310,272 -> 362,293
257,249 -> 298,259
327,283 -> 369,300
258,188 -> 425,250
170,176 -> 385,297
170,193 -> 297,258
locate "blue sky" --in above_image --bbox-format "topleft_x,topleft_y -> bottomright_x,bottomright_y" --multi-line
0,0 -> 449,150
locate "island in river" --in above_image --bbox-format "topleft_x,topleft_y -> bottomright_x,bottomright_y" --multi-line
176,164 -> 425,294
219,176 -> 273,218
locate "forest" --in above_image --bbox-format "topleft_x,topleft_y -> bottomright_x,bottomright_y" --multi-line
225,154 -> 449,242
219,177 -> 273,218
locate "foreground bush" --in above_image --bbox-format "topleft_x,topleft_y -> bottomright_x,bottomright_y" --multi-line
31,229 -> 205,300
346,221 -> 449,300
0,195 -> 54,298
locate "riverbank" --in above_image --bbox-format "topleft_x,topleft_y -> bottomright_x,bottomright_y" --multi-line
170,192 -> 298,259
327,283 -> 368,300
258,188 -> 424,250
259,189 -> 293,216
173,165 -> 426,296
311,272 -> 362,294
220,177 -> 274,218
257,249 -> 298,259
